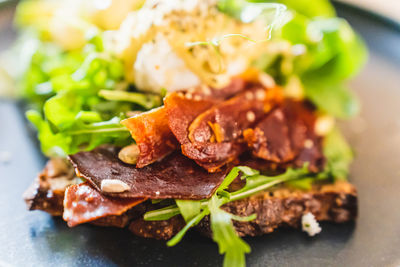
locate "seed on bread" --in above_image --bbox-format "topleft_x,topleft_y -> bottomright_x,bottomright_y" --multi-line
101,179 -> 130,193
118,144 -> 140,165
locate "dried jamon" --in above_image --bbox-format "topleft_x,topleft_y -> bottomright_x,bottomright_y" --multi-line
283,101 -> 324,172
180,85 -> 283,172
244,108 -> 294,163
63,182 -> 146,227
244,100 -> 324,171
121,107 -> 179,168
68,146 -> 229,200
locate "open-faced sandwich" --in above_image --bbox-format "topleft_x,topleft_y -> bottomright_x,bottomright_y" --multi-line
7,0 -> 366,266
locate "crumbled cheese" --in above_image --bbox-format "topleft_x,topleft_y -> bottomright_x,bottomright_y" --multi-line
302,212 -> 322,236
101,179 -> 130,193
134,33 -> 201,92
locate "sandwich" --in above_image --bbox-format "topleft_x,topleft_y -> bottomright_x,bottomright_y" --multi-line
8,0 -> 366,266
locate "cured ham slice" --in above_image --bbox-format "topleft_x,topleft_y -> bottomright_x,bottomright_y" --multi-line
68,146 -> 229,200
243,108 -> 294,163
121,107 -> 179,168
63,182 -> 146,227
166,85 -> 283,172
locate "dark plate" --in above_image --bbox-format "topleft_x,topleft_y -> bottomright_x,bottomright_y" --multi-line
1,2 -> 400,267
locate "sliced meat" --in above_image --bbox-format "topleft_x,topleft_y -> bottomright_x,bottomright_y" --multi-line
165,91 -> 241,172
164,78 -> 248,144
63,182 -> 146,227
121,107 -> 179,168
121,78 -> 247,168
167,85 -> 283,172
244,101 -> 324,172
244,108 -> 294,163
164,92 -> 217,145
23,158 -> 80,216
284,100 -> 317,153
187,86 -> 273,144
68,146 -> 229,200
283,101 -> 324,171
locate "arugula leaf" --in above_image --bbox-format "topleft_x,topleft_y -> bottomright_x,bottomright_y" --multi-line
99,90 -> 161,110
143,205 -> 181,221
208,195 -> 251,267
16,31 -> 164,156
229,165 -> 310,200
167,209 -> 209,247
285,177 -> 315,190
175,200 -> 201,222
44,90 -> 84,131
26,110 -> 71,156
27,109 -> 131,156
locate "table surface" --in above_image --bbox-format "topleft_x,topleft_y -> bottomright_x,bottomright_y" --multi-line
1,2 -> 400,267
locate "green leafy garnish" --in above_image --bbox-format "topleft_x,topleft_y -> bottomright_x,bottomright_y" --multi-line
208,195 -> 251,267
175,200 -> 201,222
11,32 -> 163,156
27,110 -> 130,156
99,90 -> 161,110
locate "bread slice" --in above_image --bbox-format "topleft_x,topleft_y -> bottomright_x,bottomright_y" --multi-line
23,160 -> 357,238
129,181 -> 357,239
23,158 -> 80,216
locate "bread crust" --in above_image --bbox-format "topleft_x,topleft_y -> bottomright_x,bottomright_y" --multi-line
129,182 -> 357,239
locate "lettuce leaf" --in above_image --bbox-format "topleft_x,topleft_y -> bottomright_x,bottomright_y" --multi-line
14,31 -> 163,156
27,110 -> 131,156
